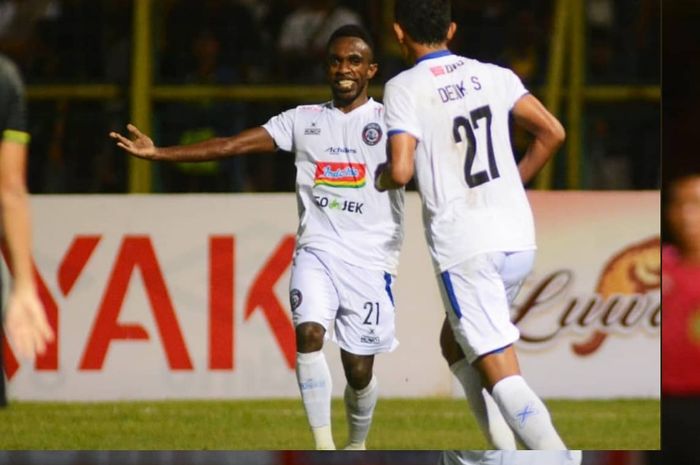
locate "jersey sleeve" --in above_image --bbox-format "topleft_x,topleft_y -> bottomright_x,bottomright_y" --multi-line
503,68 -> 529,110
0,55 -> 30,144
261,107 -> 296,152
384,80 -> 422,141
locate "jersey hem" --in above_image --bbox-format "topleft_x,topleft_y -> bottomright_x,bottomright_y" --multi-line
435,245 -> 537,274
299,245 -> 398,276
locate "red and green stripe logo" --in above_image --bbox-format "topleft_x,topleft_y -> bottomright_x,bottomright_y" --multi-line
314,162 -> 366,188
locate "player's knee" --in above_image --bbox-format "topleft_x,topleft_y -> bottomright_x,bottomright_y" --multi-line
345,363 -> 372,390
295,322 -> 325,353
340,350 -> 374,389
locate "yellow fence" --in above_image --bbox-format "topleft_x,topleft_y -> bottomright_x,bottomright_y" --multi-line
25,0 -> 659,193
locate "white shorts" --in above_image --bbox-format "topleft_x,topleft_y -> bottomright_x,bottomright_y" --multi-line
289,247 -> 399,356
438,450 -> 583,465
438,250 -> 535,363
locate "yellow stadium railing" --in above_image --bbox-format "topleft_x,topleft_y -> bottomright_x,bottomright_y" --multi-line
24,0 -> 658,193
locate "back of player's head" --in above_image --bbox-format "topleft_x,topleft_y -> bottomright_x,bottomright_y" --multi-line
394,0 -> 451,45
326,24 -> 376,60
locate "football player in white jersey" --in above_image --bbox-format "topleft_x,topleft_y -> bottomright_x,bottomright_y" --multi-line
111,25 -> 404,450
439,451 -> 583,465
376,0 -> 568,450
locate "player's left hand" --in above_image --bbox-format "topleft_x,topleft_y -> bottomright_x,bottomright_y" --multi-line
109,124 -> 157,159
5,286 -> 54,360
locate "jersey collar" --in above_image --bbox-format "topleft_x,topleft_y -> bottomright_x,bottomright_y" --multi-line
330,97 -> 375,116
416,49 -> 453,64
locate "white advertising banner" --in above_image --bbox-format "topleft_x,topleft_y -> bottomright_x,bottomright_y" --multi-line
3,192 -> 659,400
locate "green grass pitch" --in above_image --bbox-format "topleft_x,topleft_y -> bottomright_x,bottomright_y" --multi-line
0,398 -> 658,449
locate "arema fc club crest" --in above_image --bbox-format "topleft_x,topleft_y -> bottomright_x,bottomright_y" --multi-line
362,122 -> 382,146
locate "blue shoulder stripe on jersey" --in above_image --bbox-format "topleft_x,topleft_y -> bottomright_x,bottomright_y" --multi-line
384,273 -> 395,306
387,129 -> 407,137
416,49 -> 453,64
440,271 -> 462,318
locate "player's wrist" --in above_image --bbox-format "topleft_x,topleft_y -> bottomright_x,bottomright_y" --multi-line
150,146 -> 164,160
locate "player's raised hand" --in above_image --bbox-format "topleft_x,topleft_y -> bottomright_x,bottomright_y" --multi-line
5,286 -> 54,361
110,124 -> 157,159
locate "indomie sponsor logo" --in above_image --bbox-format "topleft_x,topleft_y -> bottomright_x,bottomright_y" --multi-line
314,196 -> 364,214
314,162 -> 366,188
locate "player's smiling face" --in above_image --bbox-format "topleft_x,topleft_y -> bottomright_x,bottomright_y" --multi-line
326,36 -> 377,110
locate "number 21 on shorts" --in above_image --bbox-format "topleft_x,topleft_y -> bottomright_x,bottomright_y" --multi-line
363,301 -> 380,325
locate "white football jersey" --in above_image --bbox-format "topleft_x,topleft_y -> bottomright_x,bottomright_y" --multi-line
384,51 -> 536,272
263,98 -> 404,274
438,451 -> 583,465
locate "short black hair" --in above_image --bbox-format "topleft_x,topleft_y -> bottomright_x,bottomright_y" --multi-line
394,0 -> 451,45
326,24 -> 376,60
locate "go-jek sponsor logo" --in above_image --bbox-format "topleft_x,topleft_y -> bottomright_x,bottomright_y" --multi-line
314,162 -> 366,188
314,196 -> 364,214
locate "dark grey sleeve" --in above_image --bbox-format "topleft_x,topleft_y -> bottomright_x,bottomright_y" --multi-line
0,54 -> 28,137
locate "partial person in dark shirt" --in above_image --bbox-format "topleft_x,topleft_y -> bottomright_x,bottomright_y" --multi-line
0,53 -> 54,405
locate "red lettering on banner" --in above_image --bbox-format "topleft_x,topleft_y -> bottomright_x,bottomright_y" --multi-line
245,235 -> 295,369
58,236 -> 101,295
209,236 -> 234,370
1,245 -> 59,379
79,236 -> 193,370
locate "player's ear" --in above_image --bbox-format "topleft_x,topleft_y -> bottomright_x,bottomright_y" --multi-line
393,23 -> 405,44
446,22 -> 457,42
367,62 -> 378,79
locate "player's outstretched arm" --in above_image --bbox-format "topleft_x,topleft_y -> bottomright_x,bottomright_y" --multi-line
110,124 -> 276,162
0,140 -> 54,360
512,94 -> 566,184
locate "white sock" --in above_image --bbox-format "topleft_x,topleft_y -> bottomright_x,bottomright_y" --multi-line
296,351 -> 335,450
490,375 -> 567,450
450,359 -> 517,449
343,375 -> 378,449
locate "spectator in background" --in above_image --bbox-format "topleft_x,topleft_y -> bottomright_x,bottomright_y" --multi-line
159,29 -> 248,192
449,0 -> 509,64
160,0 -> 264,84
662,173 -> 700,465
277,0 -> 362,82
663,5 -> 700,458
501,9 -> 543,86
0,54 -> 54,405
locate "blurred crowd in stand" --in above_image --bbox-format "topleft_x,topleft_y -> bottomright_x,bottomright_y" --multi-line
0,0 -> 659,193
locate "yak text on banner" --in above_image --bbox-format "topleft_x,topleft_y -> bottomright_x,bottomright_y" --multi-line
2,192 -> 659,400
